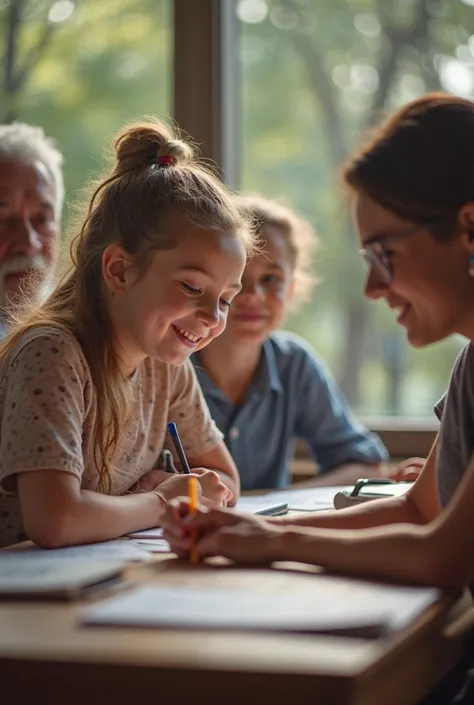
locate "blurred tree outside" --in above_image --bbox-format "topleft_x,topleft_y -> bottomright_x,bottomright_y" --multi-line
239,0 -> 474,415
0,0 -> 172,230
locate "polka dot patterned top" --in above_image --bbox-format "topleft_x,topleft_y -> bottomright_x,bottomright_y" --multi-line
0,325 -> 223,547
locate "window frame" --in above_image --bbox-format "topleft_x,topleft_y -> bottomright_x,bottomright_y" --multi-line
173,0 -> 239,185
172,2 -> 436,459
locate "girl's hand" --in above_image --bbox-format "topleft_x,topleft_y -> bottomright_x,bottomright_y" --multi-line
389,457 -> 425,482
191,467 -> 233,506
137,465 -> 231,506
162,501 -> 265,558
151,469 -> 231,507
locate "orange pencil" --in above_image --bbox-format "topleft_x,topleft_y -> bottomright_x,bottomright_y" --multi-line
188,476 -> 199,565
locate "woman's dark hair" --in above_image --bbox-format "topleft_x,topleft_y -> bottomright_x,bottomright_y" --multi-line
343,93 -> 474,239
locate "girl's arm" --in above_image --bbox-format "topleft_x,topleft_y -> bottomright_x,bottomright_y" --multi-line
188,440 -> 240,504
272,436 -> 440,530
18,469 -> 204,548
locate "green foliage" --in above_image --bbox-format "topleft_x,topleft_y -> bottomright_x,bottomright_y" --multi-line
240,0 -> 473,414
0,0 -> 172,229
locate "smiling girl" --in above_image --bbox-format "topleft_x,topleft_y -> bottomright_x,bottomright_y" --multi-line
0,119 -> 258,549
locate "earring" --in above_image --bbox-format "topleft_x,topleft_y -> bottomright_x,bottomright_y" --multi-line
469,252 -> 474,278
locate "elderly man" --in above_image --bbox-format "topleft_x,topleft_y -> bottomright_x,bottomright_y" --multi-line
0,123 -> 63,336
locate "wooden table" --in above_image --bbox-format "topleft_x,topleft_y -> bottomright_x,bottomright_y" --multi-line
0,553 -> 471,705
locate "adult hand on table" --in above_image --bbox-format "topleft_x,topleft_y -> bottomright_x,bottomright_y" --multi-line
388,457 -> 425,482
161,501 -> 276,563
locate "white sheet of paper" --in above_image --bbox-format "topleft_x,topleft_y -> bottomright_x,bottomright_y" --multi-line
1,540 -> 151,562
82,580 -> 441,636
238,486 -> 352,512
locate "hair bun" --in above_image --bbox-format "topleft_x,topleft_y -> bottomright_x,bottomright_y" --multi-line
113,119 -> 195,172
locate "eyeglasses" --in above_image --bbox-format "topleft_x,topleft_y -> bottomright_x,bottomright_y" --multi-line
359,223 -> 438,284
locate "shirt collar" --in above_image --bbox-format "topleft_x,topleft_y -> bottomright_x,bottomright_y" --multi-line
259,338 -> 284,394
193,341 -> 283,398
192,353 -> 225,400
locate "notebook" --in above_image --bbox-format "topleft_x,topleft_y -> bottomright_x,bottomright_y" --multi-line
0,555 -> 128,600
81,580 -> 441,638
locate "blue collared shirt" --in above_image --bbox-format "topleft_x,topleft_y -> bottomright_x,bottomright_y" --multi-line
193,331 -> 387,490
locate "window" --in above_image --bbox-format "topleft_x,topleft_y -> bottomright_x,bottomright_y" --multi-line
5,0 -> 474,428
238,0 -> 474,418
1,0 -> 172,229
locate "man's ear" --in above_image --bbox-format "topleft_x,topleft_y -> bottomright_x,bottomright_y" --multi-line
101,244 -> 136,294
459,202 -> 474,246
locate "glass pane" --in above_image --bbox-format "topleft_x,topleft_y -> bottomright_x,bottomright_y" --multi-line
239,0 -> 474,417
0,0 -> 172,228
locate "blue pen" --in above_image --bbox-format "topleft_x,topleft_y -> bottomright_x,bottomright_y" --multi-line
168,422 -> 191,474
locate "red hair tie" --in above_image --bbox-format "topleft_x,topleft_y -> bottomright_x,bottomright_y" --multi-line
157,155 -> 174,166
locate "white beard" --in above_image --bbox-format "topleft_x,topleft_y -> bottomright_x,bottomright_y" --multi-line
0,254 -> 50,315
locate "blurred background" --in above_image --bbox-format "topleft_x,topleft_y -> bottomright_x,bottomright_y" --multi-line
1,0 -> 473,423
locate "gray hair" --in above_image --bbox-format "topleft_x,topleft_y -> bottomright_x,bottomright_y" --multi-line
0,122 -> 64,219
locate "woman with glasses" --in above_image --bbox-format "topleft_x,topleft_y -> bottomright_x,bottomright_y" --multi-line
163,94 -> 474,704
